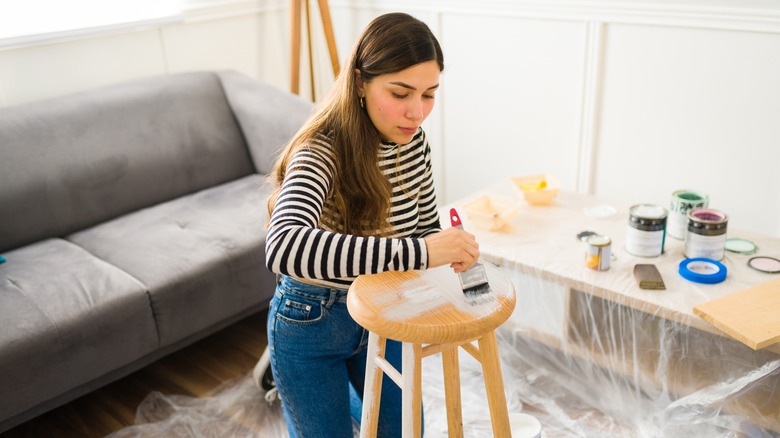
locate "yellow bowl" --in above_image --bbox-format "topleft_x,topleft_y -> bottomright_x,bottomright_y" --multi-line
511,175 -> 559,206
521,188 -> 559,205
512,174 -> 545,191
461,195 -> 520,231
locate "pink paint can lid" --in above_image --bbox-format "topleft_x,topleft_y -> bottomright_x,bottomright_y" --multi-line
748,256 -> 780,274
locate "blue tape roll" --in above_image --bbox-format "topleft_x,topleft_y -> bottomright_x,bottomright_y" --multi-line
678,258 -> 727,284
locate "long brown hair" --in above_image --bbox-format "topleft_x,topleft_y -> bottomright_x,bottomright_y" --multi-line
268,12 -> 444,235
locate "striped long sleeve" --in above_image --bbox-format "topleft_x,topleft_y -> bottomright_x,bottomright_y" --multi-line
265,129 -> 442,289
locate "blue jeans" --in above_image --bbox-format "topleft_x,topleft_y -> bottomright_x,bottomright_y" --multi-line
267,275 -> 418,437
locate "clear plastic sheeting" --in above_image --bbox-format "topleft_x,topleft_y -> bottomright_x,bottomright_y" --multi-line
106,310 -> 779,437
106,375 -> 289,438
107,312 -> 779,437
106,345 -> 543,437
495,280 -> 780,437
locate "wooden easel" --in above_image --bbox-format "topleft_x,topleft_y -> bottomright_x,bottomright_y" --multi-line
290,0 -> 340,100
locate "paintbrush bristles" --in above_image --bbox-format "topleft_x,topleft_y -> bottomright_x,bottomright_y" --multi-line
458,262 -> 492,305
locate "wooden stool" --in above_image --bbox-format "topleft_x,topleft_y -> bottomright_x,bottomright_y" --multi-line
347,263 -> 516,437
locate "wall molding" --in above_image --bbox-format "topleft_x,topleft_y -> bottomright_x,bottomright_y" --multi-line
0,0 -> 284,51
0,16 -> 182,51
180,0 -> 283,24
5,0 -> 777,52
576,21 -> 605,195
335,0 -> 780,34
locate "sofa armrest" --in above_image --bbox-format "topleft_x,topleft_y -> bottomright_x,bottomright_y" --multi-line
218,71 -> 314,175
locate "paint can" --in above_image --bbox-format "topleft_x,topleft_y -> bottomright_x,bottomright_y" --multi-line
626,204 -> 667,257
685,208 -> 728,260
668,190 -> 708,239
585,234 -> 611,271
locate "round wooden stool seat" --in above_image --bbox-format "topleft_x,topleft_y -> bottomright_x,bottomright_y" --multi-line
348,262 -> 517,438
347,262 -> 516,344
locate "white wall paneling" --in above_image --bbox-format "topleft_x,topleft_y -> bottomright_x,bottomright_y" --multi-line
576,21 -> 605,195
0,0 -> 285,106
0,30 -> 169,107
440,13 -> 587,202
595,24 -> 780,236
163,15 -> 265,79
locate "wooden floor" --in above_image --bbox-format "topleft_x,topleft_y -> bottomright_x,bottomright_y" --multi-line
1,309 -> 269,438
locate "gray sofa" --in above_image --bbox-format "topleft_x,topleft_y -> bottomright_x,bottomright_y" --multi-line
0,70 -> 312,432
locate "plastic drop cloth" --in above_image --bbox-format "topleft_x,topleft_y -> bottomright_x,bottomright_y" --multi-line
105,343 -> 543,437
105,374 -> 289,438
106,316 -> 778,437
109,179 -> 780,437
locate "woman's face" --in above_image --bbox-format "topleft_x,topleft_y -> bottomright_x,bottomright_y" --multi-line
357,60 -> 440,145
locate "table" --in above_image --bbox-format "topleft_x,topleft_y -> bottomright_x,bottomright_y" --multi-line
443,179 -> 780,435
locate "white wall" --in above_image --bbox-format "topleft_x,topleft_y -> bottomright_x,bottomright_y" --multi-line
595,24 -> 780,237
2,0 -> 779,236
0,1 -> 286,106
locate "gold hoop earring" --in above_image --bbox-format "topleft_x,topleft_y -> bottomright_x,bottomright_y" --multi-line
360,96 -> 365,109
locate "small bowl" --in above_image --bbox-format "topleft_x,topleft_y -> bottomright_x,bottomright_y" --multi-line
512,174 -> 559,206
461,195 -> 520,231
521,188 -> 559,206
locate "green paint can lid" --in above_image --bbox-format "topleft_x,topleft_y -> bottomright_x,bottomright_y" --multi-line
725,238 -> 757,255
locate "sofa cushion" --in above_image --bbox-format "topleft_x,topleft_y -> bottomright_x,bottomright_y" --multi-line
0,239 -> 157,422
67,174 -> 276,347
0,71 -> 254,254
218,70 -> 313,174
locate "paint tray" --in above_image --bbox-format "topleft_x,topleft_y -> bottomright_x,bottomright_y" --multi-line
512,174 -> 559,206
461,195 -> 520,231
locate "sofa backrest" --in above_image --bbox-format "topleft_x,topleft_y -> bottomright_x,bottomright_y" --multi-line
0,72 -> 254,253
217,70 -> 313,175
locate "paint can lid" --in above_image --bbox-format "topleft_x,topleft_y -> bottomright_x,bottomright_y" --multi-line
577,230 -> 598,242
672,189 -> 708,203
630,204 -> 668,220
587,234 -> 611,247
688,208 -> 728,225
725,238 -> 758,255
583,204 -> 617,219
747,256 -> 780,273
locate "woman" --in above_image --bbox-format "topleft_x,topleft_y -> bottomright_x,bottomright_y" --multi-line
264,12 -> 480,437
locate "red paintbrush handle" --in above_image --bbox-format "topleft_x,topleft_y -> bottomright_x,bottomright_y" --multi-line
450,208 -> 464,230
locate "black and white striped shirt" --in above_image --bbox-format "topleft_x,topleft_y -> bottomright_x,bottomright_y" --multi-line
265,129 -> 441,289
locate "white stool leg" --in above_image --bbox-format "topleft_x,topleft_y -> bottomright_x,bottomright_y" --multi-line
361,332 -> 386,438
401,342 -> 423,438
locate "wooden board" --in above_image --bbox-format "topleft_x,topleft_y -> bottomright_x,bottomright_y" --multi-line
693,278 -> 780,350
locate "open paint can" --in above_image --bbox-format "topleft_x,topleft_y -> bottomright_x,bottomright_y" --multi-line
626,204 -> 667,257
585,234 -> 611,271
668,190 -> 708,239
685,208 -> 728,260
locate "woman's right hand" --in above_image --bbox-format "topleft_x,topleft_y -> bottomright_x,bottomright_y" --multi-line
424,227 -> 480,273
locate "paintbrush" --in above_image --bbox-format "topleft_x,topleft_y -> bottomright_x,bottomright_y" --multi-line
449,208 -> 492,303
